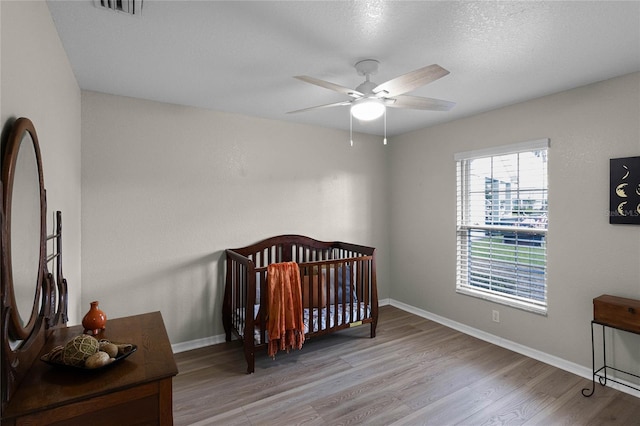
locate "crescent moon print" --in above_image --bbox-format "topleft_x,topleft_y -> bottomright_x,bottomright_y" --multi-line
610,156 -> 640,224
618,201 -> 628,216
622,165 -> 630,180
616,183 -> 628,197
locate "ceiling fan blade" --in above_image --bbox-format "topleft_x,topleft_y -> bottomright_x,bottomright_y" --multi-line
387,94 -> 456,111
287,100 -> 352,114
294,76 -> 363,98
374,64 -> 450,97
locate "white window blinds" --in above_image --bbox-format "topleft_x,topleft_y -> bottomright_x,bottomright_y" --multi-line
456,139 -> 549,314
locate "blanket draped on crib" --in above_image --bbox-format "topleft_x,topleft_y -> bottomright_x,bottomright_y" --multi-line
266,262 -> 305,358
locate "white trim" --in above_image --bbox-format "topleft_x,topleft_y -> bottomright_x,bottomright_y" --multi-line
172,334 -> 227,353
389,298 -> 640,399
456,286 -> 547,316
454,138 -> 550,161
378,297 -> 392,306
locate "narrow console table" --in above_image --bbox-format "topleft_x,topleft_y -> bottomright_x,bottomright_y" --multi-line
582,294 -> 640,397
1,311 -> 178,425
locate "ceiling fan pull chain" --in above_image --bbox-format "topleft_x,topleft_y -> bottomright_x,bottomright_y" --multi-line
350,113 -> 354,147
383,109 -> 387,145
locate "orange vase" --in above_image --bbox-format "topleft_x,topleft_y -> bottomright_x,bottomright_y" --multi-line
82,301 -> 107,335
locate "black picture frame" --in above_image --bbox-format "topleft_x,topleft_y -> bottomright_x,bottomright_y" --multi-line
610,156 -> 640,224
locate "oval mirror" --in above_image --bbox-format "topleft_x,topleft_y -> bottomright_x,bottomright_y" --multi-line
2,118 -> 45,341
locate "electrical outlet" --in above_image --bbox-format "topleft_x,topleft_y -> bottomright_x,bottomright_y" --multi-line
492,310 -> 500,323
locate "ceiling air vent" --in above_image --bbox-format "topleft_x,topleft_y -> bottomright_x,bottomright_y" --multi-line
95,0 -> 142,16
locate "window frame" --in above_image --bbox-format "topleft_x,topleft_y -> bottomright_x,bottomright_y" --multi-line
455,139 -> 549,315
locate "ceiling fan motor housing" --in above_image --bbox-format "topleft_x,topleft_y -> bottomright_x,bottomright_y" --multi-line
355,80 -> 377,95
355,59 -> 380,95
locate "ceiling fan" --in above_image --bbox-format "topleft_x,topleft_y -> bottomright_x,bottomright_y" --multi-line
288,59 -> 456,122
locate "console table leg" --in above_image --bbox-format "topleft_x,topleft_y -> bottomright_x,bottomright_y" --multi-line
582,321 -> 597,397
599,324 -> 608,386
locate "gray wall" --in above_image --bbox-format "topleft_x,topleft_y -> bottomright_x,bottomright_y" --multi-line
389,72 -> 640,370
1,0 -> 82,323
80,91 -> 390,345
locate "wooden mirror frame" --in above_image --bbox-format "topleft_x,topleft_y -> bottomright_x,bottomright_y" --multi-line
1,118 -> 67,410
2,117 -> 46,340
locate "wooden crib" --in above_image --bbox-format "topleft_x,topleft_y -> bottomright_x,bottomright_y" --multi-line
223,235 -> 378,373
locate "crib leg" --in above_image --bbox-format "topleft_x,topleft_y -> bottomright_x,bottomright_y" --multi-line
222,291 -> 232,342
370,322 -> 377,338
222,315 -> 231,342
223,321 -> 231,342
244,343 -> 255,374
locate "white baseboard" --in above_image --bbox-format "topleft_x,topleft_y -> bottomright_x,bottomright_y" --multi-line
171,297 -> 639,398
378,297 -> 392,306
172,334 -> 227,353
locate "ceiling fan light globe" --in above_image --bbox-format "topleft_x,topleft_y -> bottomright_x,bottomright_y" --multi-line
351,98 -> 385,121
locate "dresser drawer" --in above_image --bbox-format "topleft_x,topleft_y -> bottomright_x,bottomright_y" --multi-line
594,294 -> 640,333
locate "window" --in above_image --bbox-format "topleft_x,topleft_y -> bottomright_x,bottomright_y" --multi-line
455,139 -> 549,314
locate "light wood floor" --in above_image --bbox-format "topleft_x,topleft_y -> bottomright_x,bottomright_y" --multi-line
173,305 -> 640,425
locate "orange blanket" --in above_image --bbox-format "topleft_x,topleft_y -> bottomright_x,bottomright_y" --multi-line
266,262 -> 305,358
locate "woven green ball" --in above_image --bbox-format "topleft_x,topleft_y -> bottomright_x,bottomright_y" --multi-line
63,335 -> 99,367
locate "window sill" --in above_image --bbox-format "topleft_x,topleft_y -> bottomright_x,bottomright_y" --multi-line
456,286 -> 547,316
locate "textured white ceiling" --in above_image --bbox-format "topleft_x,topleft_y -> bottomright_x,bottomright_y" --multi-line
46,0 -> 640,137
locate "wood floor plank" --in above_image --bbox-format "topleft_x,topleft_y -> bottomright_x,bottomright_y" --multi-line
173,305 -> 640,425
458,363 -> 558,425
245,404 -> 324,425
522,380 -> 618,425
585,391 -> 640,425
387,358 -> 531,426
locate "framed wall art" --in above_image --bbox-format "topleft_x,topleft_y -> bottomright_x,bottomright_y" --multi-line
610,156 -> 640,224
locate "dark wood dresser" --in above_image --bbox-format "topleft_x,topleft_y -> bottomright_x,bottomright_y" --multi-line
2,311 -> 178,425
